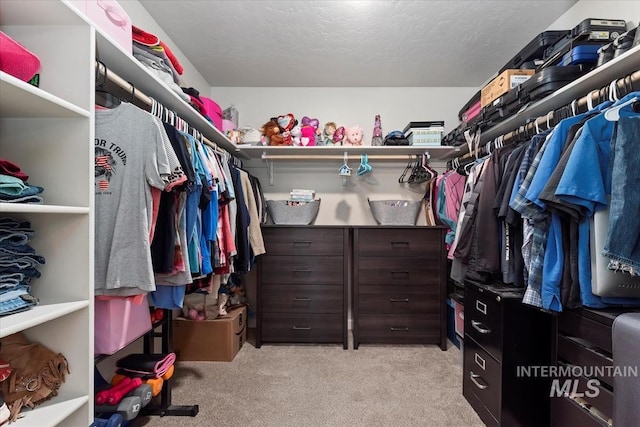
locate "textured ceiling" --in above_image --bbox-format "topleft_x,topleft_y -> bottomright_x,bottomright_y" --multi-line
138,0 -> 577,87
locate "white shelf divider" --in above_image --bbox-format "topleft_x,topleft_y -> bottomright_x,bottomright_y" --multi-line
0,204 -> 90,214
0,300 -> 90,338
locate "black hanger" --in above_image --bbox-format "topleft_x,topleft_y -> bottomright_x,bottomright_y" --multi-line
95,61 -> 121,108
398,156 -> 413,184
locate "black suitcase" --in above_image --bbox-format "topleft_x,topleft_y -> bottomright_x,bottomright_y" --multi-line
481,87 -> 525,127
458,90 -> 481,121
540,18 -> 627,68
499,30 -> 570,73
519,65 -> 590,103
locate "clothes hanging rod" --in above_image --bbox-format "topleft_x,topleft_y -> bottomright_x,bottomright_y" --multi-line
94,61 -> 226,155
449,69 -> 640,164
261,154 -> 426,161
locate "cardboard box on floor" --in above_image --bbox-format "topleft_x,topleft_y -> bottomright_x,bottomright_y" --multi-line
480,69 -> 535,107
173,306 -> 247,362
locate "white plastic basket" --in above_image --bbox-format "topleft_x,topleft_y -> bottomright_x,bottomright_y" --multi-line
368,199 -> 421,225
266,199 -> 321,225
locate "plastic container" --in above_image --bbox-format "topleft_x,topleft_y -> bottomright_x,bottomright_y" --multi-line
368,199 -> 421,225
267,199 -> 320,225
559,44 -> 601,66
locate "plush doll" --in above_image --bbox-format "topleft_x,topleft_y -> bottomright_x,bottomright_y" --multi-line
344,126 -> 364,146
300,125 -> 316,146
323,122 -> 337,145
333,126 -> 345,145
291,124 -> 302,146
261,119 -> 290,146
276,113 -> 295,145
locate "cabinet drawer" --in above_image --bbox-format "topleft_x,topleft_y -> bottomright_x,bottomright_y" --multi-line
262,227 -> 344,256
356,228 -> 443,258
464,337 -> 501,420
465,290 -> 502,362
262,313 -> 342,343
357,257 -> 441,286
551,396 -> 608,427
358,314 -> 440,343
557,335 -> 613,387
558,310 -> 612,354
262,285 -> 343,314
358,285 -> 439,314
555,362 -> 613,422
261,256 -> 343,285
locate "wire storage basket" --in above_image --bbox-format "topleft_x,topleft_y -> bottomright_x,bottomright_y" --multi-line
368,198 -> 421,225
266,199 -> 321,225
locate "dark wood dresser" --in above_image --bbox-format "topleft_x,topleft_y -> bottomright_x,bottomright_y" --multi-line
551,307 -> 640,427
463,280 -> 553,427
256,226 -> 348,349
352,226 -> 447,350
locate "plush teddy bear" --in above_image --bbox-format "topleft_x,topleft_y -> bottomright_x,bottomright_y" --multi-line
345,126 -> 364,146
261,119 -> 289,146
300,125 -> 316,146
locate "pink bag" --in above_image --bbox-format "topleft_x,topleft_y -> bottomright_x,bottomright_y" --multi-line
201,96 -> 223,130
0,32 -> 41,82
94,295 -> 152,355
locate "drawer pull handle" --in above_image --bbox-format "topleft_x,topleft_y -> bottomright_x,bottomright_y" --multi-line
469,371 -> 488,390
292,326 -> 311,330
471,320 -> 491,334
391,241 -> 410,247
474,353 -> 486,370
475,300 -> 487,315
390,270 -> 410,276
390,327 -> 409,331
390,298 -> 410,303
293,297 -> 311,302
293,269 -> 312,273
293,241 -> 312,245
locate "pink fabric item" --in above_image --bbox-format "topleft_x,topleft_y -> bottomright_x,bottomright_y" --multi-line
0,31 -> 41,82
159,41 -> 183,75
222,119 -> 236,132
201,97 -> 223,130
0,158 -> 29,182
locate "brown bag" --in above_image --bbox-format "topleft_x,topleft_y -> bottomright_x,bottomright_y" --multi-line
0,332 -> 69,423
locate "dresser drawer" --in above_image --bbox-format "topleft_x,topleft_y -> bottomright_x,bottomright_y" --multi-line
464,337 -> 501,420
262,227 -> 344,256
262,313 -> 342,343
357,257 -> 441,286
557,335 -> 614,387
555,362 -> 613,422
358,285 -> 439,314
558,310 -> 612,354
465,290 -> 502,362
356,228 -> 443,258
357,314 -> 440,343
261,256 -> 343,285
262,285 -> 343,314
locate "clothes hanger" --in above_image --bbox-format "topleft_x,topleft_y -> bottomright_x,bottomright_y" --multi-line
604,95 -> 640,121
356,154 -> 372,176
95,61 -> 121,108
398,155 -> 413,183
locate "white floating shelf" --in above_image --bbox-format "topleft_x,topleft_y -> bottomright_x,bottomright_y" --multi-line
0,300 -> 90,338
10,396 -> 88,427
0,204 -> 90,214
0,72 -> 90,119
241,145 -> 457,160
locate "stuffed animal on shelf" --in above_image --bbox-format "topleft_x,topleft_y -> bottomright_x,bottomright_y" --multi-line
260,119 -> 281,146
323,122 -> 337,145
344,126 -> 364,146
372,114 -> 383,146
333,126 -> 345,145
291,124 -> 302,146
276,113 -> 296,145
300,125 -> 316,146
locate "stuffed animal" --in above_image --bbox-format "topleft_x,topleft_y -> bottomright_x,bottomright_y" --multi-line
300,125 -> 316,146
345,126 -> 364,146
260,119 -> 281,146
323,122 -> 337,145
275,113 -> 295,145
333,126 -> 345,145
291,125 -> 302,146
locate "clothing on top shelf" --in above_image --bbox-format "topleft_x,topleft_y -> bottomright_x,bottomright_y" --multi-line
444,91 -> 640,312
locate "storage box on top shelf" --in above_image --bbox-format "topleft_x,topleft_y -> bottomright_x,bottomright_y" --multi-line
173,306 -> 247,361
480,69 -> 535,107
68,0 -> 132,54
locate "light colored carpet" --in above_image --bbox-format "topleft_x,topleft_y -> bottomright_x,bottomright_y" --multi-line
131,335 -> 483,427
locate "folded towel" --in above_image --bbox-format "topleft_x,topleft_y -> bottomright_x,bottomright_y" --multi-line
613,312 -> 640,427
116,353 -> 176,378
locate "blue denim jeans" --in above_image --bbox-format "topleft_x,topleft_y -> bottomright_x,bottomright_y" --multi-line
0,294 -> 38,316
0,272 -> 30,288
603,114 -> 640,272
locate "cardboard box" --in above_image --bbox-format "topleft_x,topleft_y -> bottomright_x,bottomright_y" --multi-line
173,306 -> 247,362
480,69 -> 535,107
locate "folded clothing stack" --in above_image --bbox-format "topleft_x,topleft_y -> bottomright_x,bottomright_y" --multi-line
0,159 -> 43,204
0,218 -> 43,316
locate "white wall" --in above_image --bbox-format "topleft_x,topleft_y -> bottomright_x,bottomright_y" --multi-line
546,0 -> 640,30
118,0 -> 211,93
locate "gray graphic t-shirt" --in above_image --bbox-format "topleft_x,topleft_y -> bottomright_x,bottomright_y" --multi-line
94,102 -> 170,295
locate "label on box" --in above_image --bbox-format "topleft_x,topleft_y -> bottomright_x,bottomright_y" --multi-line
510,75 -> 532,88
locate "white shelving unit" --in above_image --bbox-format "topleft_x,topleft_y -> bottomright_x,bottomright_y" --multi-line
241,144 -> 458,160
0,0 -> 94,425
